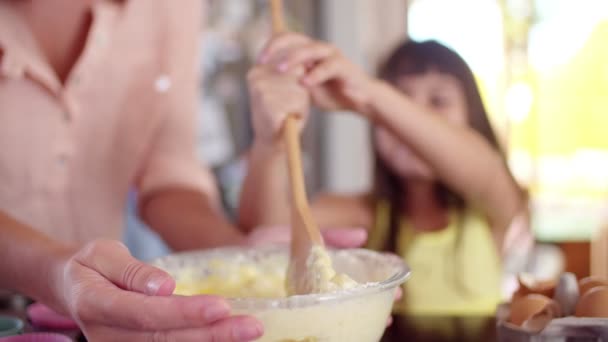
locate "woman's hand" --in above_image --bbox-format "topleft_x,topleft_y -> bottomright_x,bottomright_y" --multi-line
247,225 -> 368,248
259,32 -> 377,116
248,64 -> 310,147
52,240 -> 263,341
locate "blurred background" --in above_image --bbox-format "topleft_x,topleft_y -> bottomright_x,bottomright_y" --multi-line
125,0 -> 608,279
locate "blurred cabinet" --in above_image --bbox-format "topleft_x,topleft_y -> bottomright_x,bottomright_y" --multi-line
199,0 -> 323,214
318,0 -> 408,194
591,225 -> 608,278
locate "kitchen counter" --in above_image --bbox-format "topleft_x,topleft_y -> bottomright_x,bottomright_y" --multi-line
382,315 -> 497,342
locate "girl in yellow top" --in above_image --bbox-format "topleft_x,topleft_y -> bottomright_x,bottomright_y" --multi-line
240,34 -> 531,318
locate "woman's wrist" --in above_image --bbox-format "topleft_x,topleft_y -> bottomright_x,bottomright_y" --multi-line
16,238 -> 77,314
42,243 -> 78,313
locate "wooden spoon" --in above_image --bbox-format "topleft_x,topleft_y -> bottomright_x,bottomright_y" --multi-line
269,0 -> 325,295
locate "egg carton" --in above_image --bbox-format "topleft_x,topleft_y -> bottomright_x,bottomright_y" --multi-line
496,303 -> 608,341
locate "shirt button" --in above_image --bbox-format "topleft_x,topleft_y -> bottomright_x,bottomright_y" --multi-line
155,75 -> 172,93
71,74 -> 81,86
96,32 -> 108,46
61,93 -> 78,120
57,154 -> 69,166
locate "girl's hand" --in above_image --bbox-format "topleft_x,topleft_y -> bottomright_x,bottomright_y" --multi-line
248,64 -> 310,147
259,32 -> 377,117
247,225 -> 368,248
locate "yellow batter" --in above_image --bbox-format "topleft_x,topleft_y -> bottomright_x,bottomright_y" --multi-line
174,245 -> 358,298
174,258 -> 287,298
286,245 -> 359,296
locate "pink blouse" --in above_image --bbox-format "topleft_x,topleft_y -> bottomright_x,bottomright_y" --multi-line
0,0 -> 217,243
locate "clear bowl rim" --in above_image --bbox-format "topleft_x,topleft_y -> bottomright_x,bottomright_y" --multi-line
151,246 -> 411,309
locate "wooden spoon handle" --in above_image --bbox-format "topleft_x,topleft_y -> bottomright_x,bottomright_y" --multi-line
270,0 -> 323,245
270,0 -> 286,33
283,116 -> 324,245
283,116 -> 305,205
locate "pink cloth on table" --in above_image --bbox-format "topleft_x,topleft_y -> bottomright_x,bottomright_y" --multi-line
26,304 -> 77,331
0,333 -> 71,342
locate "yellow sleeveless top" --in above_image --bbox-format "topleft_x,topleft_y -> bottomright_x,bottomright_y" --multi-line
367,201 -> 502,316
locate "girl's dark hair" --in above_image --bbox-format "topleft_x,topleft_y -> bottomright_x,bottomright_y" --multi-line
373,39 -> 504,252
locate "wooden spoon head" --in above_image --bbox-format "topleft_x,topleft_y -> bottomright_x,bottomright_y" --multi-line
287,208 -> 325,295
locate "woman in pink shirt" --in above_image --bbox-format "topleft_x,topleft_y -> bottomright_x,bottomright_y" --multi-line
0,1 -> 367,341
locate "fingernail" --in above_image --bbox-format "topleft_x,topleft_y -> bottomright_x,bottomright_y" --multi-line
352,228 -> 368,241
334,227 -> 367,239
233,320 -> 263,341
203,301 -> 230,322
146,276 -> 173,296
277,62 -> 288,72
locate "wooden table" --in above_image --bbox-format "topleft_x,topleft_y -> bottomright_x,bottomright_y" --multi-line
0,312 -> 497,342
382,315 -> 497,342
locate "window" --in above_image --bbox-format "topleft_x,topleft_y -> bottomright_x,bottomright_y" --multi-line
408,0 -> 608,241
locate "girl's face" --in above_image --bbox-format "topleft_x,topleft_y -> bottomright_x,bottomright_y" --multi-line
375,70 -> 469,181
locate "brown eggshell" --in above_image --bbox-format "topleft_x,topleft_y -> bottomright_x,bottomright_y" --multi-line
578,276 -> 608,296
509,294 -> 560,326
575,285 -> 608,318
513,274 -> 557,300
521,309 -> 556,332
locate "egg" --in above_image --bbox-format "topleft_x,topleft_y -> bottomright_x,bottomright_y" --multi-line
509,294 -> 561,327
553,272 -> 579,316
578,276 -> 608,296
513,273 -> 557,300
575,285 -> 608,317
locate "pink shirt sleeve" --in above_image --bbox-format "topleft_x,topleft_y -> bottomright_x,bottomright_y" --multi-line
136,1 -> 219,202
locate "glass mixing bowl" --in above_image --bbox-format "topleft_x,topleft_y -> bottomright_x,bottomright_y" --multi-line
152,246 -> 410,342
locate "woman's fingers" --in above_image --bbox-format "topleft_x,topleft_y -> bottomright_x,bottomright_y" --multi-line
75,239 -> 174,296
81,290 -> 233,331
86,315 -> 263,342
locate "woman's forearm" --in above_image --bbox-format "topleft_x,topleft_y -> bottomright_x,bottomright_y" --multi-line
0,211 -> 72,308
141,188 -> 247,250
